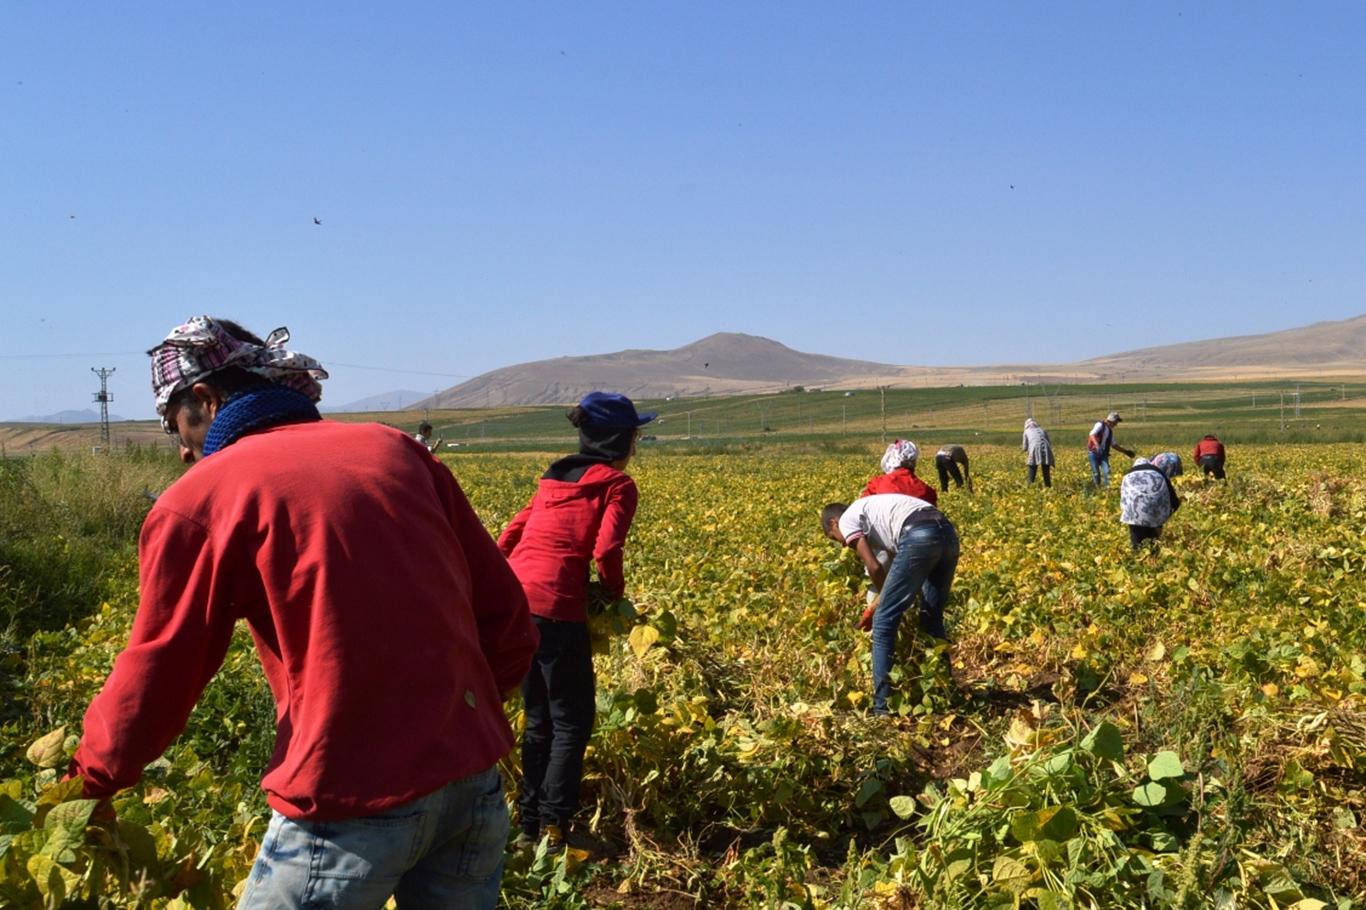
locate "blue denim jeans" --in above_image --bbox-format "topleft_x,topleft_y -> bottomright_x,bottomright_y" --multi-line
871,516 -> 960,713
236,765 -> 508,910
1089,451 -> 1111,487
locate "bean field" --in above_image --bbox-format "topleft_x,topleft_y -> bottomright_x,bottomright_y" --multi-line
1,444 -> 1363,908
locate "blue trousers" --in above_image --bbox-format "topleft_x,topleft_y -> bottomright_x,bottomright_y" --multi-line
237,765 -> 507,910
1089,451 -> 1111,487
871,516 -> 960,713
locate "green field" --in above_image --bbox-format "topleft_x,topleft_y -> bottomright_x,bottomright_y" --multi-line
406,379 -> 1366,452
1,440 -> 1363,908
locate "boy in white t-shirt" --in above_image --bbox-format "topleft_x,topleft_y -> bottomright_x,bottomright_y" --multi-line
821,494 -> 960,714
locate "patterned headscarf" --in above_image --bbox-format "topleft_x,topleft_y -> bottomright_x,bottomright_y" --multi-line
1151,452 -> 1183,478
880,439 -> 919,474
1024,418 -> 1039,430
150,316 -> 328,431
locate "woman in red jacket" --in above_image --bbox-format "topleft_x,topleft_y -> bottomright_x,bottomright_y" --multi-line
498,391 -> 655,851
862,439 -> 938,504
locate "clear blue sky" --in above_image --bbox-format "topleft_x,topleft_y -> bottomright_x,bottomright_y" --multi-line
3,2 -> 1363,419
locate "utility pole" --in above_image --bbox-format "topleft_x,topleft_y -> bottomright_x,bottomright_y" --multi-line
841,404 -> 847,435
1280,392 -> 1285,431
879,386 -> 887,444
686,411 -> 692,438
91,367 -> 115,450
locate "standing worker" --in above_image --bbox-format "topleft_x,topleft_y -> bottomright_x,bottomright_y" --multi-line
1120,452 -> 1183,550
862,439 -> 937,504
498,391 -> 655,854
1022,418 -> 1055,487
414,420 -> 444,453
934,444 -> 973,492
821,494 -> 960,714
1087,411 -> 1134,487
70,316 -> 536,909
1194,434 -> 1227,479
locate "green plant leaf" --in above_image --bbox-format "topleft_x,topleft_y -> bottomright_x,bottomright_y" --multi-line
0,794 -> 35,832
1132,781 -> 1168,807
26,727 -> 67,769
1146,751 -> 1185,780
991,853 -> 1035,894
1080,721 -> 1124,762
888,795 -> 916,819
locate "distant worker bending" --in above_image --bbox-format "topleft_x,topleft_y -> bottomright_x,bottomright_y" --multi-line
1193,434 -> 1226,480
862,439 -> 937,504
934,445 -> 972,493
1022,418 -> 1055,487
1087,411 -> 1134,487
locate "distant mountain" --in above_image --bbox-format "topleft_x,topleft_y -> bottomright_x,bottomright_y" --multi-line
418,316 -> 1366,408
1080,315 -> 1366,378
21,409 -> 125,424
420,333 -> 900,409
322,390 -> 429,413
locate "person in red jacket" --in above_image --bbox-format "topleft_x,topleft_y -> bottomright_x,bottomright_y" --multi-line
70,317 -> 536,910
861,439 -> 938,505
1193,434 -> 1227,480
498,391 -> 654,853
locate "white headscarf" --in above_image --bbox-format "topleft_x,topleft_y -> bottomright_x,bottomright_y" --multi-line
880,439 -> 919,474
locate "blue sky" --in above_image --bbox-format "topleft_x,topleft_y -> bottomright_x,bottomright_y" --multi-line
2,2 -> 1363,419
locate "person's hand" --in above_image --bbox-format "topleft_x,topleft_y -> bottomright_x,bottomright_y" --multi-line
91,798 -> 117,827
857,604 -> 877,632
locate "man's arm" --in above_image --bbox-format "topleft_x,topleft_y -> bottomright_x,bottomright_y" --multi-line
71,510 -> 237,799
853,536 -> 887,591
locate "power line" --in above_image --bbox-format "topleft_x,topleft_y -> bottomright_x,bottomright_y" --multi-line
324,361 -> 475,379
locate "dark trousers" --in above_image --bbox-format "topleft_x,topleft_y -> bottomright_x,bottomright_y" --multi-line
935,455 -> 964,491
1026,463 -> 1052,487
1198,454 -> 1225,479
520,616 -> 595,834
1128,524 -> 1162,550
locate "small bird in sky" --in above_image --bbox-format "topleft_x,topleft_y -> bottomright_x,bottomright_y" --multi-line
313,217 -> 322,225
1010,184 -> 1015,189
68,214 -> 75,220
704,362 -> 709,368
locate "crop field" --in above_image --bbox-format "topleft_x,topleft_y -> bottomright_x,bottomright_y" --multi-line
1,443 -> 1363,908
4,378 -> 1365,457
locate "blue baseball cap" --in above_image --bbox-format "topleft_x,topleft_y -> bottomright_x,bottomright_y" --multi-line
578,391 -> 656,429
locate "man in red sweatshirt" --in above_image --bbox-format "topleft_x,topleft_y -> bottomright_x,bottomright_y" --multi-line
70,316 -> 536,910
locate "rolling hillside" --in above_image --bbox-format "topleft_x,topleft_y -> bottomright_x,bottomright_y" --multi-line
421,316 -> 1366,408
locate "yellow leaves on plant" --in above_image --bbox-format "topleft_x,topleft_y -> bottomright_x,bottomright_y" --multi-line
1005,711 -> 1039,753
26,727 -> 67,769
628,624 -> 660,658
1261,682 -> 1279,697
1145,642 -> 1166,662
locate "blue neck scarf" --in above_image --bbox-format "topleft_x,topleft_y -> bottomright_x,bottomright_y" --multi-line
202,386 -> 321,457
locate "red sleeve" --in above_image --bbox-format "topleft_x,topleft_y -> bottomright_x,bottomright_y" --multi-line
859,475 -> 879,498
497,503 -> 533,557
910,476 -> 938,506
428,457 -> 536,694
593,476 -> 639,599
71,509 -> 238,799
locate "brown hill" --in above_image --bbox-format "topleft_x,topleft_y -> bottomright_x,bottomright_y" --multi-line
421,316 -> 1366,407
1079,314 -> 1366,379
424,333 -> 901,408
